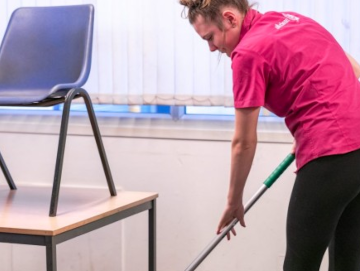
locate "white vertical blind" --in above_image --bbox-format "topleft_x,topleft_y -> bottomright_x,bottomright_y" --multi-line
0,0 -> 359,106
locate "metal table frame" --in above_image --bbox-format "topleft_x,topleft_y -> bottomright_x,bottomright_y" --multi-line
0,199 -> 157,271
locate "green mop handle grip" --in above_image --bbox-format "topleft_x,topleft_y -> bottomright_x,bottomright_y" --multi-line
263,153 -> 295,188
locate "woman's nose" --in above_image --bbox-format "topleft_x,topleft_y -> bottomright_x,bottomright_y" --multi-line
208,42 -> 218,52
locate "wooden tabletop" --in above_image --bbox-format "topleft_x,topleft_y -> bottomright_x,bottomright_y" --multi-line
0,185 -> 158,236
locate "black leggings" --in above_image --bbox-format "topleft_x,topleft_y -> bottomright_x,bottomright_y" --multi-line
284,149 -> 360,271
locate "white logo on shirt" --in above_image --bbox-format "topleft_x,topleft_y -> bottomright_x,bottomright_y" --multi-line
275,13 -> 300,30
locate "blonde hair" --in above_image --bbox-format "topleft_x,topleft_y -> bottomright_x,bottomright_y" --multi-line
179,0 -> 251,28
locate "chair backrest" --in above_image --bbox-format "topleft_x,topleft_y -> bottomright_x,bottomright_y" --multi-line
0,5 -> 94,102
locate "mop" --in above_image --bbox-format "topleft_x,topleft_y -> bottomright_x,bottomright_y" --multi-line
185,153 -> 295,271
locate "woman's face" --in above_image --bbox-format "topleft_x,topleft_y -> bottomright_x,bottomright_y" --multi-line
192,11 -> 242,57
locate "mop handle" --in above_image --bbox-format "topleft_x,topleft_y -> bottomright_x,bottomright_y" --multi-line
184,153 -> 295,271
263,153 -> 295,188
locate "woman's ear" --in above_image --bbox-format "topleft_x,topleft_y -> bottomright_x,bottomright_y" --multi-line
222,10 -> 238,28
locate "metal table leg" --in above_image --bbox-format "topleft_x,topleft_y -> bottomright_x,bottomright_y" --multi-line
45,237 -> 57,271
149,199 -> 156,271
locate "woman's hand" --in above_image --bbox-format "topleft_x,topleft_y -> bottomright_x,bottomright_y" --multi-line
217,203 -> 246,241
291,140 -> 296,154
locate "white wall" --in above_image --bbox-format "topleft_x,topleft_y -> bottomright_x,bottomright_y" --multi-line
0,130 -> 329,271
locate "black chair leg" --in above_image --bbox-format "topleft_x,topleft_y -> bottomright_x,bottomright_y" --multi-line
0,151 -> 17,190
81,90 -> 117,196
49,88 -> 116,217
49,92 -> 72,217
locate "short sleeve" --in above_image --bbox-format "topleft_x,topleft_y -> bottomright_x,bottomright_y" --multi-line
231,50 -> 269,108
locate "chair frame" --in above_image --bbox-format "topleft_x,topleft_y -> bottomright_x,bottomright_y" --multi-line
49,88 -> 117,216
0,5 -> 117,216
0,152 -> 17,190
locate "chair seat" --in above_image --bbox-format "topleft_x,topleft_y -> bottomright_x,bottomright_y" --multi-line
0,87 -> 51,105
0,86 -> 72,105
0,5 -> 93,106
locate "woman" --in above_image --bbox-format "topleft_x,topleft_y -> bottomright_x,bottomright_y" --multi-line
179,0 -> 360,270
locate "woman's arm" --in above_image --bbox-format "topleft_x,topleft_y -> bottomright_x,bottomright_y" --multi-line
217,107 -> 260,239
346,53 -> 360,79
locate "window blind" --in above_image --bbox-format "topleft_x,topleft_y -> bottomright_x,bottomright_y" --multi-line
0,0 -> 359,106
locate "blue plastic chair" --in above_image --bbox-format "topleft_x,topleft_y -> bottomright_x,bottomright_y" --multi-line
0,5 -> 117,216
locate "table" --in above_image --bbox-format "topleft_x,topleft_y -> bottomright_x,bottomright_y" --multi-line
0,185 -> 158,271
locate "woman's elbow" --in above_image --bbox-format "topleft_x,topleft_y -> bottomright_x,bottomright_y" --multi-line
355,68 -> 360,79
231,138 -> 257,153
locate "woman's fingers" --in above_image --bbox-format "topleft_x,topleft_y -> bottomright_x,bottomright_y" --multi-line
218,219 -> 238,241
216,220 -> 224,234
225,226 -> 237,241
231,228 -> 237,236
238,214 -> 246,228
217,213 -> 231,234
217,204 -> 245,240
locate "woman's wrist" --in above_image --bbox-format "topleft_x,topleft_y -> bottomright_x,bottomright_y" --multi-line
227,193 -> 243,208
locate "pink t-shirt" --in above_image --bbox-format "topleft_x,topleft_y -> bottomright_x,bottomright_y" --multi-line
231,9 -> 360,170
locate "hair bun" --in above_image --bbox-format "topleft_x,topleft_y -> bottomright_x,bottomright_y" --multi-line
179,0 -> 211,9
